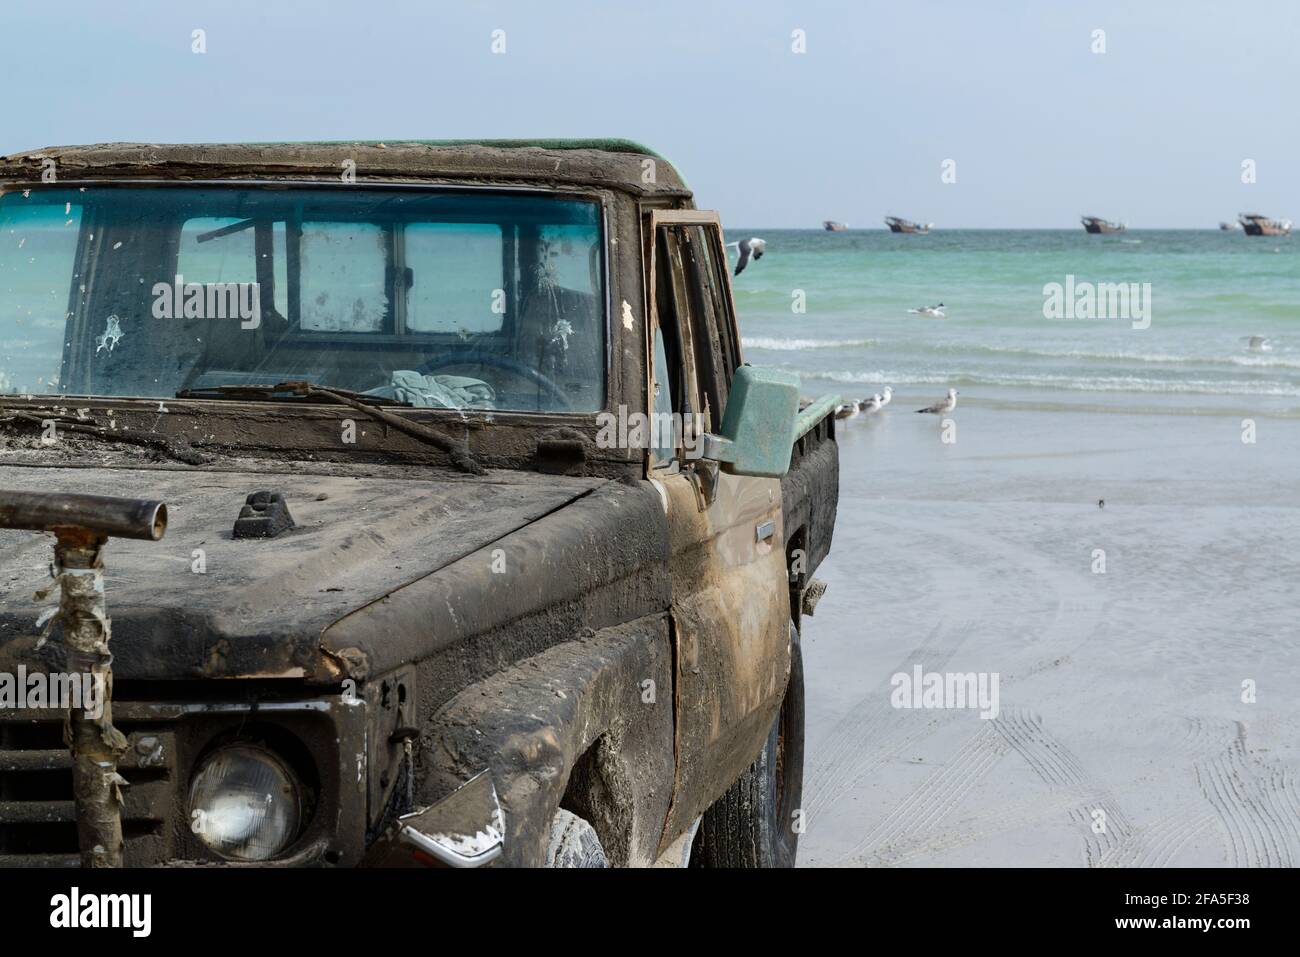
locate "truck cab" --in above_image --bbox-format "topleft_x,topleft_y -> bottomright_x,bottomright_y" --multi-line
0,140 -> 839,867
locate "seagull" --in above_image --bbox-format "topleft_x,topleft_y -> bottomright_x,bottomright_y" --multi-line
834,398 -> 861,419
726,237 -> 767,276
916,388 -> 958,414
860,394 -> 883,414
1242,335 -> 1273,352
878,386 -> 893,408
908,303 -> 945,318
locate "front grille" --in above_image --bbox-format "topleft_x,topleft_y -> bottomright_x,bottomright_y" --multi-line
0,703 -> 177,867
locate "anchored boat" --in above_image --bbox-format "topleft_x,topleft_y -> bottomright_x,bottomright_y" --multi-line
884,216 -> 932,234
1081,216 -> 1126,234
823,220 -> 848,231
1238,212 -> 1292,236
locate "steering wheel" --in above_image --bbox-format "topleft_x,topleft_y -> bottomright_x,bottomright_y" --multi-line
417,352 -> 573,412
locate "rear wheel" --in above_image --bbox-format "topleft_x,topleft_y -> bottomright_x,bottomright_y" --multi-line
692,622 -> 804,868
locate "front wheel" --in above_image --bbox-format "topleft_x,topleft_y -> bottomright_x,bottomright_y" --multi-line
545,808 -> 609,868
691,622 -> 804,868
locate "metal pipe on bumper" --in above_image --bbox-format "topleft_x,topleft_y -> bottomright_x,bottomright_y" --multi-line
0,490 -> 167,541
0,489 -> 168,867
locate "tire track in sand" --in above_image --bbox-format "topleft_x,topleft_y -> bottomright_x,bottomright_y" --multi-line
842,721 -> 1011,865
994,709 -> 1132,867
1193,719 -> 1300,867
1100,717 -> 1236,868
804,619 -> 975,824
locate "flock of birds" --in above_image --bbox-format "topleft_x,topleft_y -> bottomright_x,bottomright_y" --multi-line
835,385 -> 959,419
729,238 -> 1274,421
727,238 -> 962,419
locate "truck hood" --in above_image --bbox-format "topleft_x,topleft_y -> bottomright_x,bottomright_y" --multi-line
0,464 -> 606,681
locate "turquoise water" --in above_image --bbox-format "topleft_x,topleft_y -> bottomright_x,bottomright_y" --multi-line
727,230 -> 1299,415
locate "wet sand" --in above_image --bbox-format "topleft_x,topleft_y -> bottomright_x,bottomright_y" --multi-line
798,393 -> 1300,866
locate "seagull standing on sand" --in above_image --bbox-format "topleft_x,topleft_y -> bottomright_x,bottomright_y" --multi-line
878,385 -> 893,408
908,303 -> 945,318
726,237 -> 767,276
916,388 -> 958,414
860,394 -> 883,414
834,398 -> 861,419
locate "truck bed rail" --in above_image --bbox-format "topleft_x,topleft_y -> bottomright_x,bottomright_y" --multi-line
794,395 -> 841,442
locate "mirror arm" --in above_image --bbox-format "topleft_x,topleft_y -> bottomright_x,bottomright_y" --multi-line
699,432 -> 737,464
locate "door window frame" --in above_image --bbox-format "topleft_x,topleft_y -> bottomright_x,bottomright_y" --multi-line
644,209 -> 744,476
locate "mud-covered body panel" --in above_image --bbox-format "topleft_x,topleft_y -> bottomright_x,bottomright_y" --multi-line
0,464 -> 603,681
656,472 -> 792,848
414,618 -> 675,868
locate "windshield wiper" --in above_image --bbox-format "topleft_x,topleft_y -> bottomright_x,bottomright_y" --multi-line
175,383 -> 413,408
176,381 -> 483,474
0,408 -> 207,465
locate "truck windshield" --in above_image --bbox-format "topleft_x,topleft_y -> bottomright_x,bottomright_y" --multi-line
0,186 -> 606,412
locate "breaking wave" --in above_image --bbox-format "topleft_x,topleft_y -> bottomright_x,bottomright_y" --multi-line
911,343 -> 1300,370
799,368 -> 1300,397
743,336 -> 876,351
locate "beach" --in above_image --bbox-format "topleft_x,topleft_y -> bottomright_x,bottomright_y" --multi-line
726,228 -> 1300,866
795,368 -> 1300,867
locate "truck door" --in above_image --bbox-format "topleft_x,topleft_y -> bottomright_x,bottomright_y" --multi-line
643,210 -> 792,849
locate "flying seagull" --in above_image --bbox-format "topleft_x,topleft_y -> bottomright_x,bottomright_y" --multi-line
726,237 -> 767,276
916,388 -> 958,414
1242,335 -> 1273,352
908,303 -> 945,318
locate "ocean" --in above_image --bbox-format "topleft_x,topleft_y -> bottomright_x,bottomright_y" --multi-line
727,229 -> 1299,417
773,229 -> 1300,866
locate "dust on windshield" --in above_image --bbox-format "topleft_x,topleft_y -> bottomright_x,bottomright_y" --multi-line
0,186 -> 606,413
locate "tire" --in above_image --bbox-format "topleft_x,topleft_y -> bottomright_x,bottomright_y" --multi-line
545,808 -> 609,868
691,621 -> 805,868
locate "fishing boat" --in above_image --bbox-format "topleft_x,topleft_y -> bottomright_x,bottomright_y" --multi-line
823,220 -> 848,231
1219,221 -> 1242,231
884,216 -> 932,234
1081,216 -> 1126,234
1238,212 -> 1292,236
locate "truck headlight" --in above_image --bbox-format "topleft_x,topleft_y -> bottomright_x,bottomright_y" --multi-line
188,744 -> 303,861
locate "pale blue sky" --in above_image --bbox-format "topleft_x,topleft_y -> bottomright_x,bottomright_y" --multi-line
5,0 -> 1296,227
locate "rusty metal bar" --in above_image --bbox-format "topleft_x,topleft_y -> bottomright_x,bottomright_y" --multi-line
0,490 -> 168,867
0,490 -> 166,541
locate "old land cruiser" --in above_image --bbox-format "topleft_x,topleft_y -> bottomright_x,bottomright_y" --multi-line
0,140 -> 839,868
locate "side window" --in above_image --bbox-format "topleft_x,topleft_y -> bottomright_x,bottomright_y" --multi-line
681,225 -> 739,427
650,227 -> 695,469
650,328 -> 676,467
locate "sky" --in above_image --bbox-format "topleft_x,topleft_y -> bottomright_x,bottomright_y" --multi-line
4,0 -> 1297,228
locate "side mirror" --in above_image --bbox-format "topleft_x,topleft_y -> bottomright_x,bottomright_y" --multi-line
700,366 -> 799,477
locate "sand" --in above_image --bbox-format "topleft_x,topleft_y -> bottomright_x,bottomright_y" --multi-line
798,394 -> 1300,867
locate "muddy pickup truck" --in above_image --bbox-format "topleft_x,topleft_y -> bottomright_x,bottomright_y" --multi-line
0,140 -> 839,868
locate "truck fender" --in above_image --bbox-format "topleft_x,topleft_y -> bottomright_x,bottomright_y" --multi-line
415,616 -> 674,867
